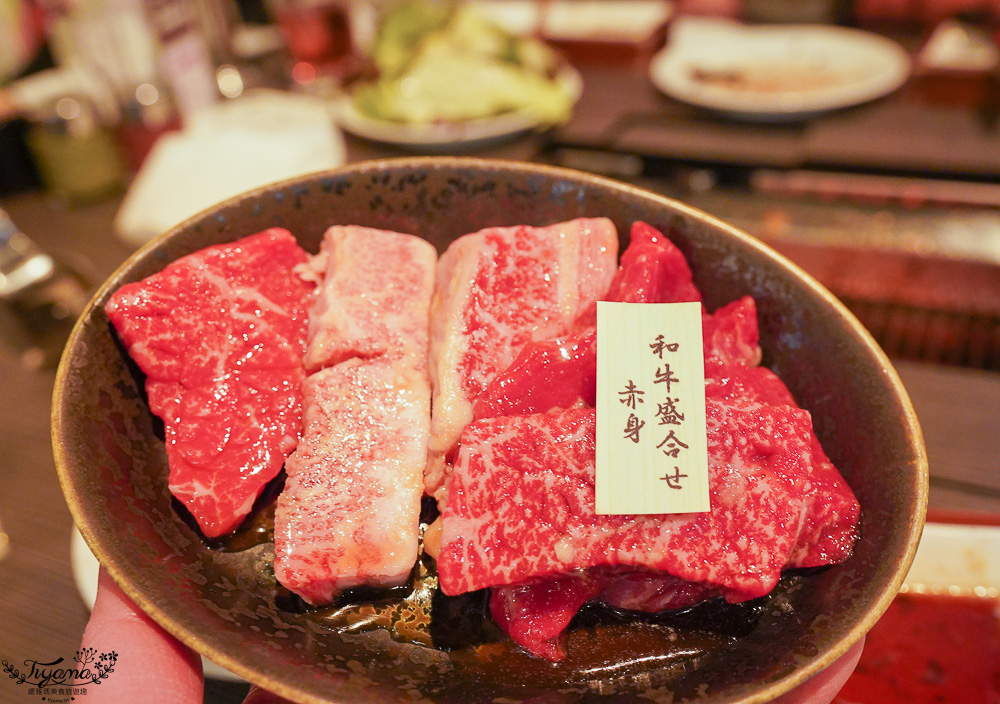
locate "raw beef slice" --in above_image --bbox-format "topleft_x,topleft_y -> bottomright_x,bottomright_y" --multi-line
472,295 -> 762,421
490,569 -> 718,660
438,404 -> 859,600
425,218 -> 618,501
301,225 -> 437,372
274,226 -> 436,604
575,220 -> 702,328
105,228 -> 314,538
274,357 -> 431,604
450,221 -> 859,659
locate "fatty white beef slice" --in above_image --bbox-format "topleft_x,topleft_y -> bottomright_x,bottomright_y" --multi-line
274,226 -> 436,605
424,218 -> 618,502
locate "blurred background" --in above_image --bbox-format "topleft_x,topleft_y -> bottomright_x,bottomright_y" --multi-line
1,0 -> 999,701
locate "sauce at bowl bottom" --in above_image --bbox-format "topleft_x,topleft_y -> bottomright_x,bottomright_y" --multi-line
194,489 -> 822,690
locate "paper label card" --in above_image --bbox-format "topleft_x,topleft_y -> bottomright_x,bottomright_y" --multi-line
595,301 -> 710,515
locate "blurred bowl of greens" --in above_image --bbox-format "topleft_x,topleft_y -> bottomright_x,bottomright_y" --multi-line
336,0 -> 581,150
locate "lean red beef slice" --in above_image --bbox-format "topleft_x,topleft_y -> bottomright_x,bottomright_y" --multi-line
489,569 -> 718,660
425,218 -> 618,502
273,226 -> 435,605
472,295 -> 761,421
105,228 -> 314,538
575,220 -> 701,328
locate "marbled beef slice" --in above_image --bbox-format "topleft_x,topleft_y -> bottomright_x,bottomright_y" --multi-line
274,357 -> 430,604
438,403 -> 852,598
105,228 -> 314,538
273,226 -> 436,605
425,217 -> 619,502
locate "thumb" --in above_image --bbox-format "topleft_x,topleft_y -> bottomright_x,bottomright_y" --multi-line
76,568 -> 204,703
771,636 -> 865,704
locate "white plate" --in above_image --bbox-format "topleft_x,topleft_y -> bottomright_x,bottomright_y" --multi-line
334,66 -> 582,151
649,18 -> 911,122
902,521 -> 1000,595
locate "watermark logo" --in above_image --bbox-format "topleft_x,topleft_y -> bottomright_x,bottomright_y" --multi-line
3,648 -> 117,701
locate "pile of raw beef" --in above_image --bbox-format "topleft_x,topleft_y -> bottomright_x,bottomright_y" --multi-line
106,218 -> 860,661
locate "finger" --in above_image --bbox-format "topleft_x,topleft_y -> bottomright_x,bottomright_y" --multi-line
771,635 -> 865,704
77,568 -> 204,703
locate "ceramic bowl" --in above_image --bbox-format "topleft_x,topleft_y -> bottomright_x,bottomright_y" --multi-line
53,157 -> 927,703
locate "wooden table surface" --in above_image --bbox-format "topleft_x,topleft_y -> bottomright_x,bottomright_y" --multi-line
2,145 -> 999,702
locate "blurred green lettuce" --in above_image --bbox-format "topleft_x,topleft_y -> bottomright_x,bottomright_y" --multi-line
353,0 -> 575,125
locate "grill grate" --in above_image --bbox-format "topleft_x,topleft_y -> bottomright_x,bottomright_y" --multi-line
845,299 -> 1000,371
768,241 -> 1000,372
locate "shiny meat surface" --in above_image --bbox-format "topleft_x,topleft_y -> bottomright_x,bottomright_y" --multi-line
472,326 -> 598,421
105,228 -> 314,538
274,357 -> 430,604
274,226 -> 435,605
489,574 -> 601,661
425,218 -> 618,502
438,403 -> 858,600
490,569 -> 717,660
575,220 -> 701,328
302,225 -> 437,372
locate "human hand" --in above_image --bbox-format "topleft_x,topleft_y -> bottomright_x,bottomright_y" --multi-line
772,636 -> 865,704
78,569 -> 286,703
80,569 -> 863,704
